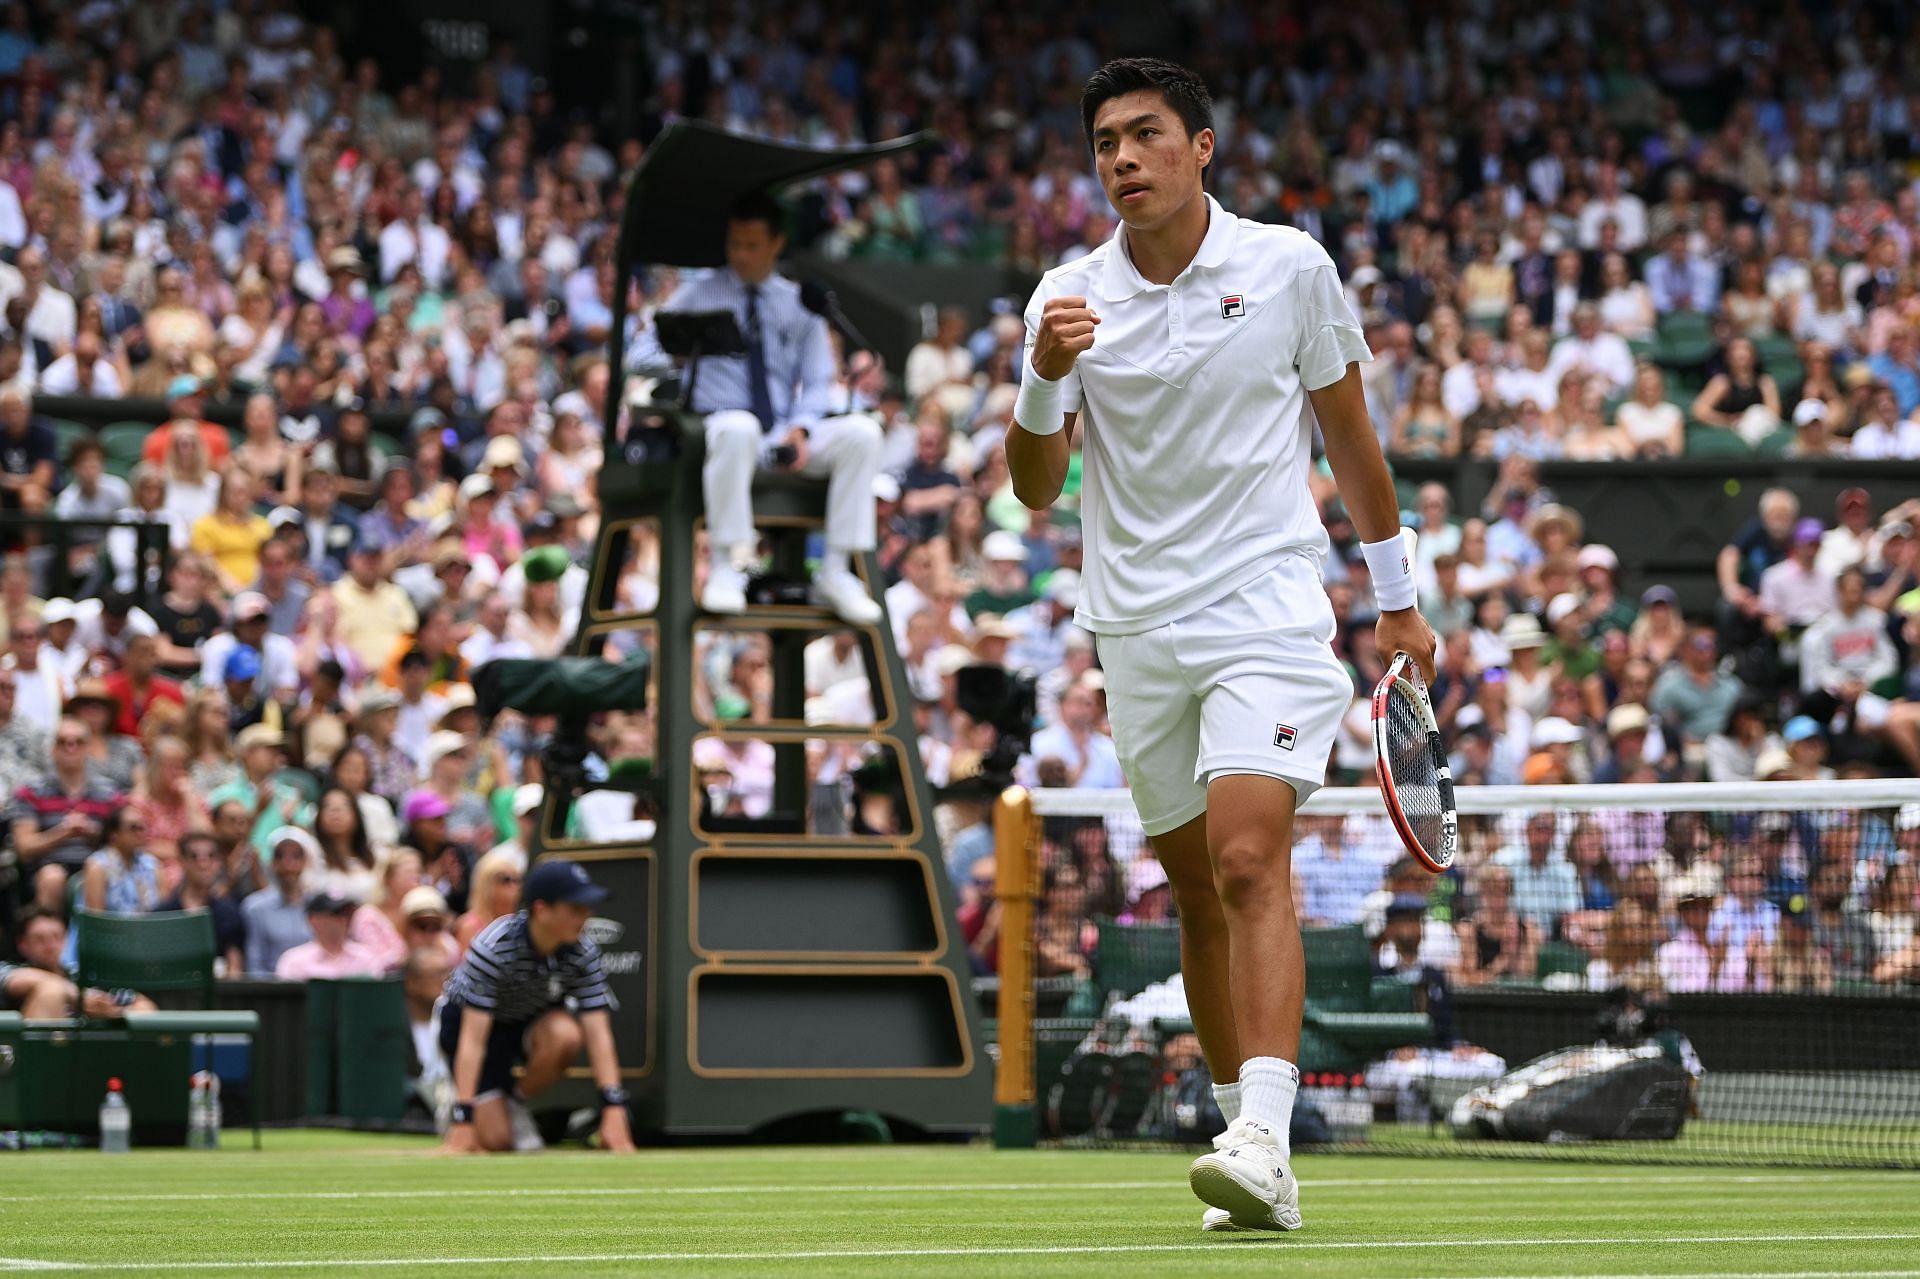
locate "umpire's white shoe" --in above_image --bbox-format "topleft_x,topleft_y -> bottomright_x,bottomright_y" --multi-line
809,570 -> 883,625
701,565 -> 749,614
506,1098 -> 545,1153
1190,1118 -> 1301,1231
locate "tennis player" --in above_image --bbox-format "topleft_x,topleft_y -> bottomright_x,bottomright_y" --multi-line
1008,58 -> 1436,1231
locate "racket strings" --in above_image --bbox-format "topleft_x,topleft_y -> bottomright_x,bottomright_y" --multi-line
1385,687 -> 1446,855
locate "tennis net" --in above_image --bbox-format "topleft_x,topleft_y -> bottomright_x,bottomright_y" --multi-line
984,779 -> 1920,1167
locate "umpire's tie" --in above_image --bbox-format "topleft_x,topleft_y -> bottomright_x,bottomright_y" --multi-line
744,283 -> 777,432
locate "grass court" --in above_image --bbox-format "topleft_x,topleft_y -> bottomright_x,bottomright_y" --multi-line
2,1131 -> 1916,1276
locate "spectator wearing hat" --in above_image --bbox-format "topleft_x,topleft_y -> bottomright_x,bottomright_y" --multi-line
1593,704 -> 1663,784
145,831 -> 244,975
1574,545 -> 1635,637
1784,397 -> 1842,458
133,377 -> 231,469
395,885 -> 460,966
1758,517 -> 1838,637
507,545 -> 577,659
218,645 -> 279,737
319,246 -> 376,339
1778,715 -> 1835,781
351,686 -> 417,807
452,472 -> 523,576
1496,614 -> 1552,718
1658,876 -> 1722,993
243,826 -> 320,975
209,723 -> 313,857
65,677 -> 142,791
275,890 -> 384,981
1629,584 -> 1687,668
967,530 -> 1035,618
37,597 -> 88,684
440,857 -> 633,1154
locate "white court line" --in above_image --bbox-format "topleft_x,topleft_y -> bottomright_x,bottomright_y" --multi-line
0,1169 -> 1906,1205
2,1231 -> 1913,1271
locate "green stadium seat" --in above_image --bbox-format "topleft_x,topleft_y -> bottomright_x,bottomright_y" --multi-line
1654,311 -> 1717,371
100,421 -> 156,466
1751,429 -> 1795,457
71,908 -> 262,1149
1535,940 -> 1589,982
1298,925 -> 1432,1073
1685,423 -> 1750,457
46,418 -> 95,457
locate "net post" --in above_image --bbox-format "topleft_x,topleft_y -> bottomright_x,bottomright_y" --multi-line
992,784 -> 1039,1148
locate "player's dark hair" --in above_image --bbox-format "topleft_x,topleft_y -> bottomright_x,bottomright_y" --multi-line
726,191 -> 787,238
1081,58 -> 1214,154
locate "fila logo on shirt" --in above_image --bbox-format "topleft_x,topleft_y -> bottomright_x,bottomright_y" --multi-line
1274,722 -> 1298,751
1220,295 -> 1245,319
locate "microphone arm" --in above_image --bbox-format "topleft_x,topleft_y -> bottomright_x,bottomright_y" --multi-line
799,279 -> 878,356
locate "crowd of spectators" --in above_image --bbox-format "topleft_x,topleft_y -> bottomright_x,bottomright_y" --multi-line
0,0 -> 1916,1025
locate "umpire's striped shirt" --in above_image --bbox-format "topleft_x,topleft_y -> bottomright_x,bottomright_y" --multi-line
444,911 -> 613,1024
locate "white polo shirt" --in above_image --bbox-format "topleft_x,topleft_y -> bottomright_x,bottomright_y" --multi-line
1023,194 -> 1370,636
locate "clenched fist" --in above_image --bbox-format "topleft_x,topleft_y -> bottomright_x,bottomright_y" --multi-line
1031,295 -> 1101,381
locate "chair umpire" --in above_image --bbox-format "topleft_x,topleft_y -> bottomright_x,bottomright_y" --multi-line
641,192 -> 885,624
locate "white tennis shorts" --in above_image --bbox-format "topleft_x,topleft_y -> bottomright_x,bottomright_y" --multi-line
1095,552 -> 1353,837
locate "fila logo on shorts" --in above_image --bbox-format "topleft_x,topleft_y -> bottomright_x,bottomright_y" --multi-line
1220,294 -> 1244,318
1274,722 -> 1298,750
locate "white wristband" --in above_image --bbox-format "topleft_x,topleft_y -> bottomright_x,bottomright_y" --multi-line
1362,530 -> 1418,612
1014,367 -> 1067,436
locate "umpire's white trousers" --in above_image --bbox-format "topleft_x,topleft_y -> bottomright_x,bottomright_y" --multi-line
703,410 -> 882,555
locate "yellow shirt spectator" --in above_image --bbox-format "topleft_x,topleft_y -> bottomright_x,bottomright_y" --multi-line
191,510 -> 273,594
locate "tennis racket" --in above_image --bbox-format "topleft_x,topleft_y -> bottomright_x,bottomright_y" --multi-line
1371,651 -> 1458,872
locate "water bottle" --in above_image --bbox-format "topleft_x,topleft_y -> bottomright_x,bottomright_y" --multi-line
198,1072 -> 222,1149
98,1078 -> 131,1154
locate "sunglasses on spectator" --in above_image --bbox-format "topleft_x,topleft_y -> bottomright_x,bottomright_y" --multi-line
407,917 -> 446,932
56,735 -> 87,748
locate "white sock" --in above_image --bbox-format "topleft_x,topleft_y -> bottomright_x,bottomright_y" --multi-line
1211,1080 -> 1242,1126
1238,1056 -> 1299,1158
820,548 -> 850,578
712,543 -> 745,574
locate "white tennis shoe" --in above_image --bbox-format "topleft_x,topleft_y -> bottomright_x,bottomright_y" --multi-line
701,565 -> 749,614
506,1097 -> 545,1153
809,570 -> 883,625
1189,1118 -> 1301,1231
